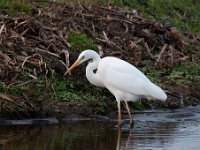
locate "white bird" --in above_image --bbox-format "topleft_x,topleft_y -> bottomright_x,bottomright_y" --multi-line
64,50 -> 167,127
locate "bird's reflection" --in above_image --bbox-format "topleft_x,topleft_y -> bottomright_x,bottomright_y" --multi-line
116,128 -> 131,150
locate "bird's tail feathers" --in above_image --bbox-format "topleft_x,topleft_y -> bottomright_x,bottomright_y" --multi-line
148,83 -> 167,101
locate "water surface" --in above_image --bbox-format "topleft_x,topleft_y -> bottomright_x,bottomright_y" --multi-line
1,105 -> 200,150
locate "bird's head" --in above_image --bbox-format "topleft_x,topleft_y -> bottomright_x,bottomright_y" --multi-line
64,50 -> 99,76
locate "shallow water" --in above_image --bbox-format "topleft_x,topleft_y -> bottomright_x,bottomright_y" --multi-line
1,105 -> 200,150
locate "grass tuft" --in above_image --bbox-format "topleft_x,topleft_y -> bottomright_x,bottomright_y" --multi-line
0,0 -> 31,15
67,31 -> 96,52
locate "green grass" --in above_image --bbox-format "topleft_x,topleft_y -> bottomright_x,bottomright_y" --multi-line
3,77 -> 45,99
168,62 -> 200,84
49,77 -> 82,102
0,0 -> 32,15
67,31 -> 97,52
48,76 -> 115,113
1,74 -> 111,113
48,76 -> 96,102
117,0 -> 200,35
141,60 -> 200,84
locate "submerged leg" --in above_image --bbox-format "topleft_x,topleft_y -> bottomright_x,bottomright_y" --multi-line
117,100 -> 122,128
124,101 -> 134,128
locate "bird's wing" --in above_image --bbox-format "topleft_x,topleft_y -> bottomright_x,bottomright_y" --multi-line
98,57 -> 153,96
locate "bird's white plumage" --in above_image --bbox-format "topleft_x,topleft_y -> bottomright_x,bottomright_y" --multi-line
69,49 -> 167,101
65,49 -> 167,127
75,50 -> 167,101
97,57 -> 167,101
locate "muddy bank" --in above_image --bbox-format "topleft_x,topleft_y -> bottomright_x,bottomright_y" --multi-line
0,2 -> 199,119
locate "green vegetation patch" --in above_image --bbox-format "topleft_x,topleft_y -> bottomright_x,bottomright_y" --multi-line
50,77 -> 82,102
5,78 -> 45,99
0,0 -> 32,15
168,62 -> 200,84
67,31 -> 96,52
119,0 -> 200,35
48,76 -> 114,113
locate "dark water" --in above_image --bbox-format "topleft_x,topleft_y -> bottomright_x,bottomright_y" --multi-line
1,105 -> 200,150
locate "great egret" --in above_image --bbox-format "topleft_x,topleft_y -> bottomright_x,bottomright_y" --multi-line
64,50 -> 167,127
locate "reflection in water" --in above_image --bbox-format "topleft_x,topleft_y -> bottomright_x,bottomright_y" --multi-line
114,121 -> 178,150
1,107 -> 200,150
116,128 -> 131,150
0,122 -> 134,150
0,122 -> 116,150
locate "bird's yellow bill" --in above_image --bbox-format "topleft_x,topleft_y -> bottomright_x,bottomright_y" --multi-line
64,59 -> 80,76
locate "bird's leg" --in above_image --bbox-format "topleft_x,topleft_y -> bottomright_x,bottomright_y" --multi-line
117,101 -> 122,128
124,101 -> 134,128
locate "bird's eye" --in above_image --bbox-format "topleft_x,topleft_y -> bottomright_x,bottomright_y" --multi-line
81,56 -> 85,60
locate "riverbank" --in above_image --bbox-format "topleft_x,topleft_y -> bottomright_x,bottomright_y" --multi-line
0,1 -> 199,119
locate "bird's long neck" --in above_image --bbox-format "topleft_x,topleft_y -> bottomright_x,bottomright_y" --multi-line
86,56 -> 104,87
